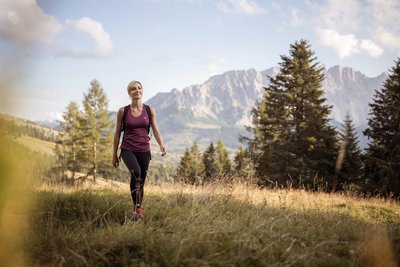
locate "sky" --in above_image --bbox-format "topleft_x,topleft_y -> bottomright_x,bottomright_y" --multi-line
0,0 -> 399,121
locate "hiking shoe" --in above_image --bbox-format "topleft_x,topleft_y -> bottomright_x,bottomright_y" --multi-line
134,207 -> 144,222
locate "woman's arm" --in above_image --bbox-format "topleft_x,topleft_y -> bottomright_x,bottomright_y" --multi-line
150,107 -> 166,155
112,107 -> 124,167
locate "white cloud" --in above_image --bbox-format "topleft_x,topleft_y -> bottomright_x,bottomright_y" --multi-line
0,1 -> 113,59
146,0 -> 203,3
317,29 -> 359,58
61,17 -> 113,58
216,0 -> 264,14
290,8 -> 304,27
376,30 -> 400,54
306,0 -> 400,58
311,0 -> 362,32
46,112 -> 63,122
206,55 -> 225,75
0,0 -> 62,44
360,39 -> 383,58
206,64 -> 219,73
367,0 -> 400,32
145,0 -> 264,14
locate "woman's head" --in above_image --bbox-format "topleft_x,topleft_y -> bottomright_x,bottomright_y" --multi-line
127,80 -> 143,99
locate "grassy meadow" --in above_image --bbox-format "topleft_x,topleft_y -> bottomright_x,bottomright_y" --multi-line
27,181 -> 400,267
0,126 -> 399,266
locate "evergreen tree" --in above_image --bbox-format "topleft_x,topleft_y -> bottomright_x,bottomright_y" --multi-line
81,79 -> 113,181
258,68 -> 292,186
240,100 -> 264,156
56,101 -> 84,180
216,138 -> 231,175
190,142 -> 205,179
177,148 -> 192,180
203,142 -> 219,182
363,58 -> 400,196
234,146 -> 246,175
233,145 -> 256,181
246,40 -> 338,189
239,99 -> 268,181
334,112 -> 363,190
285,40 -> 338,188
177,142 -> 205,184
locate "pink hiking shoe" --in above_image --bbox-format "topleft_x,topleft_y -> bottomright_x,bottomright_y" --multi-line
134,207 -> 144,222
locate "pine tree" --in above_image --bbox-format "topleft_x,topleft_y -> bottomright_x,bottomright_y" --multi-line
177,143 -> 204,184
233,145 -> 255,179
240,100 -> 264,156
286,40 -> 338,188
55,102 -> 86,180
190,142 -> 205,179
203,142 -> 219,182
246,40 -> 338,189
334,112 -> 363,190
363,58 -> 400,196
239,99 -> 268,179
177,148 -> 192,181
81,79 -> 113,182
234,146 -> 246,175
216,138 -> 231,175
258,67 -> 292,186
56,101 -> 85,180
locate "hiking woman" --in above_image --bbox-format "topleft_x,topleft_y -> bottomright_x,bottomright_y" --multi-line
112,80 -> 166,220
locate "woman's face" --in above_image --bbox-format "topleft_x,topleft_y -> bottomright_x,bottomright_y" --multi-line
128,82 -> 143,100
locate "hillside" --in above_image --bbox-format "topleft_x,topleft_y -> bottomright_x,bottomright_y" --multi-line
15,136 -> 55,156
0,113 -> 60,141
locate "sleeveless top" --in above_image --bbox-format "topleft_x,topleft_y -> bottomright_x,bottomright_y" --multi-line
121,105 -> 150,152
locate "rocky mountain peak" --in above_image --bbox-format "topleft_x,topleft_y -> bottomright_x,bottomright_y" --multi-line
147,66 -> 387,151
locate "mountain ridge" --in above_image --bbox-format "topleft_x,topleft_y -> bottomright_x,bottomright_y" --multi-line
146,65 -> 387,151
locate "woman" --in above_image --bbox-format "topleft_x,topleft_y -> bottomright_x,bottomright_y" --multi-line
113,80 -> 166,221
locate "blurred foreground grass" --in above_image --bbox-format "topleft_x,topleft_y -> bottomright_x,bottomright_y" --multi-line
28,182 -> 400,266
0,130 -> 54,266
0,136 -> 37,266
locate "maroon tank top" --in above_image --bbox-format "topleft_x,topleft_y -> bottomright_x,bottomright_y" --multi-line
121,105 -> 150,152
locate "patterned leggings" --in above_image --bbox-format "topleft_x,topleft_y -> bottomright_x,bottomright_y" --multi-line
121,149 -> 151,208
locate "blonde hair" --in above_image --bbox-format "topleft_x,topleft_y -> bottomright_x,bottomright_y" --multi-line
127,80 -> 143,94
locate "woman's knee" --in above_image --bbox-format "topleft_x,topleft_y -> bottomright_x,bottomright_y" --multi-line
129,169 -> 141,179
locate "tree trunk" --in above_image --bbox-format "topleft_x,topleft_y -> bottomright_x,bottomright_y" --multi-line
93,141 -> 97,182
72,141 -> 76,180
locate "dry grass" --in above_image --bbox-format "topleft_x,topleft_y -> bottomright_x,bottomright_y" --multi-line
27,181 -> 400,266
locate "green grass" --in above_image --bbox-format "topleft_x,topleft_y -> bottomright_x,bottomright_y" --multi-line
27,183 -> 400,266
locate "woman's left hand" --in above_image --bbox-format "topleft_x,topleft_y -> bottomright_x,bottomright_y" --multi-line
160,145 -> 166,156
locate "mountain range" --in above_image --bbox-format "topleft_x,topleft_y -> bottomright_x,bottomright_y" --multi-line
146,65 -> 388,152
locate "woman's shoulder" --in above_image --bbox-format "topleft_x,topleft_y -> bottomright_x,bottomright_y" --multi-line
149,105 -> 156,115
117,106 -> 128,116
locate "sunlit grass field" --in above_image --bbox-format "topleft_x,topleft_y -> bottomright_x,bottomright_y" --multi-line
1,130 -> 399,266
28,182 -> 400,266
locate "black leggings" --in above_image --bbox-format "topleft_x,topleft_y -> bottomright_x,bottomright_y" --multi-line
121,149 -> 151,208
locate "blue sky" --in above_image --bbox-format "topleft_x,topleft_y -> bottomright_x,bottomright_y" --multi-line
0,0 -> 399,121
